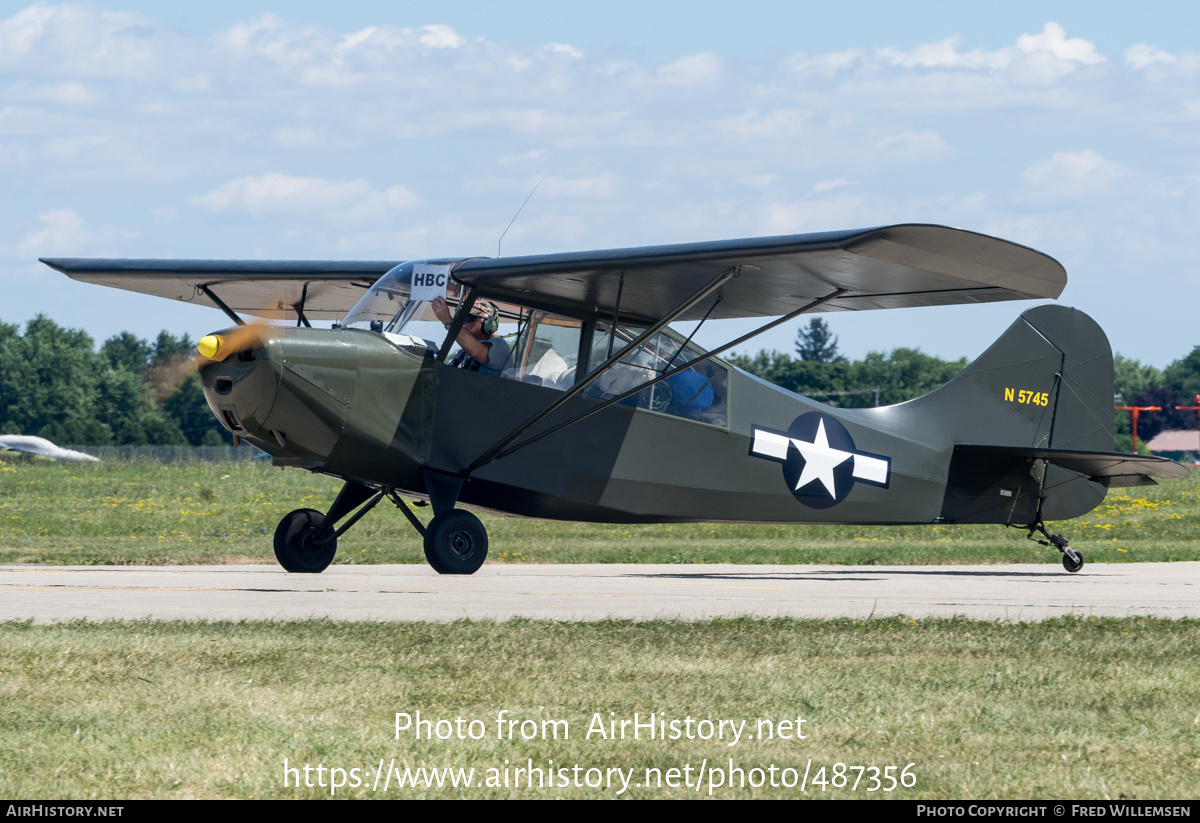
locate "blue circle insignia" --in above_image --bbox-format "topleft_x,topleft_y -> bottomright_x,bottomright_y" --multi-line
749,412 -> 891,509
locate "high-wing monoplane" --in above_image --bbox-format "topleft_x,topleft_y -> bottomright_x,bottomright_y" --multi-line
43,224 -> 1189,575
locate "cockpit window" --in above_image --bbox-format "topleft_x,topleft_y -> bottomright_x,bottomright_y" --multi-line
503,312 -> 581,391
343,265 -> 727,423
584,323 -> 728,427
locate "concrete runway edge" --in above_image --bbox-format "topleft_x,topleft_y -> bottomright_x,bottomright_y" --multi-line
2,561 -> 1198,622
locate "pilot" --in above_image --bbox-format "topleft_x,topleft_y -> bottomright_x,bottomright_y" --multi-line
431,296 -> 512,376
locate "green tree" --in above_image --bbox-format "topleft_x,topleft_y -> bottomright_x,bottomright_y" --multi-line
841,348 -> 964,407
795,318 -> 842,363
101,332 -> 151,373
730,345 -> 966,407
1164,346 -> 1200,405
0,316 -> 107,444
162,373 -> 224,446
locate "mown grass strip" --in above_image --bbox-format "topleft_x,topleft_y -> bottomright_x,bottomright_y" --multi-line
1,617 -> 1197,799
2,457 -> 1198,566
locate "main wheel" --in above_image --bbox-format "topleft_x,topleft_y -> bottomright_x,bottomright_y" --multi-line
423,509 -> 488,575
274,508 -> 337,573
1062,548 -> 1084,574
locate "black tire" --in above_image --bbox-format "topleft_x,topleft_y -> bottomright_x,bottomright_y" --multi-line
1062,549 -> 1084,574
424,510 -> 488,575
274,508 -> 337,573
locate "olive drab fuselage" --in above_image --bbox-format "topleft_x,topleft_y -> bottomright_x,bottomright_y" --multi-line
197,304 -> 1119,528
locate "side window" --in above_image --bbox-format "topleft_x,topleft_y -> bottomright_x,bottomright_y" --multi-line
585,324 -> 728,426
505,312 -> 581,391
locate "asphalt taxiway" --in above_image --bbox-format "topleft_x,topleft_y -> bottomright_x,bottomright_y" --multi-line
1,562 -> 1197,622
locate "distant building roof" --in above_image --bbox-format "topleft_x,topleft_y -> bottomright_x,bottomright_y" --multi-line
1146,429 -> 1200,452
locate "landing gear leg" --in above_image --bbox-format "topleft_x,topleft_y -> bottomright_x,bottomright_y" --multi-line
1027,518 -> 1084,574
273,481 -> 383,573
418,469 -> 489,575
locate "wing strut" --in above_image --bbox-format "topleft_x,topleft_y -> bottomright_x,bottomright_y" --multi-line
199,285 -> 246,326
295,283 -> 312,328
468,286 -> 849,471
465,265 -> 742,474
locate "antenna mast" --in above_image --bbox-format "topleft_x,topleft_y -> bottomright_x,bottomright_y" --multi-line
497,179 -> 541,258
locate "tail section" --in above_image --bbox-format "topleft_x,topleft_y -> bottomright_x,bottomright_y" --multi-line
909,305 -> 1120,524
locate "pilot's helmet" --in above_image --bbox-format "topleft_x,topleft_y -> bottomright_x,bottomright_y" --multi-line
470,301 -> 500,335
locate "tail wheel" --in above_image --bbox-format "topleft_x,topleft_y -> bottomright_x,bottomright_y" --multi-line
1062,549 -> 1084,574
274,508 -> 336,573
424,510 -> 488,575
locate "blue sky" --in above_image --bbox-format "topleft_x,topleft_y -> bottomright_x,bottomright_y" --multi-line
3,1 -> 1199,367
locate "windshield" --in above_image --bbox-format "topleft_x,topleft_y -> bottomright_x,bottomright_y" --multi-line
342,262 -> 465,332
342,260 -> 526,353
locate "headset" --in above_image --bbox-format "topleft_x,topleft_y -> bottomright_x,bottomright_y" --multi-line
472,302 -> 499,335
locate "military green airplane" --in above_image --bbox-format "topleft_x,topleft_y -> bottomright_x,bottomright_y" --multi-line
43,224 -> 1188,575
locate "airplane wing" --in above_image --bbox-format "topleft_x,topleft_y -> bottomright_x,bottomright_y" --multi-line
453,224 -> 1066,323
955,445 -> 1191,488
41,224 -> 1064,324
38,259 -> 398,320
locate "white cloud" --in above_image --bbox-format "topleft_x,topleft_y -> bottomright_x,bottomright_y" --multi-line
880,36 -> 1010,70
812,178 -> 853,193
1125,43 -> 1177,70
0,3 -> 166,78
418,24 -> 465,49
1017,22 -> 1104,65
657,52 -> 722,83
736,174 -> 781,188
876,23 -> 1104,81
719,108 -> 808,138
544,43 -> 583,59
42,135 -> 106,159
784,49 -> 863,74
189,174 -> 418,220
17,209 -> 136,256
877,130 -> 949,158
761,195 -> 865,234
213,16 -> 467,86
0,3 -> 55,62
2,80 -> 99,105
1020,150 -> 1124,196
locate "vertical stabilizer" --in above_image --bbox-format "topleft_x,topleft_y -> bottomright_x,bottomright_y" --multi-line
909,305 -> 1114,524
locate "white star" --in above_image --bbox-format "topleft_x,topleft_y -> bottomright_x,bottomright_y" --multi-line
790,419 -> 852,497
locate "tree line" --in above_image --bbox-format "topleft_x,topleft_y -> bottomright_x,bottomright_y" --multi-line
727,319 -> 1200,453
0,316 -> 225,447
1,315 -> 1197,452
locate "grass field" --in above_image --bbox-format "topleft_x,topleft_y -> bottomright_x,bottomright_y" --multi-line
1,456 -> 1198,567
1,616 -> 1197,800
3,459 -> 1198,801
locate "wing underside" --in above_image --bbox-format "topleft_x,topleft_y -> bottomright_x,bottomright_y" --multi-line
38,259 -> 397,320
453,224 -> 1067,323
41,224 -> 1066,323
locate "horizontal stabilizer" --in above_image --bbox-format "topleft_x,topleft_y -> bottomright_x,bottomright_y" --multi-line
955,445 -> 1190,488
